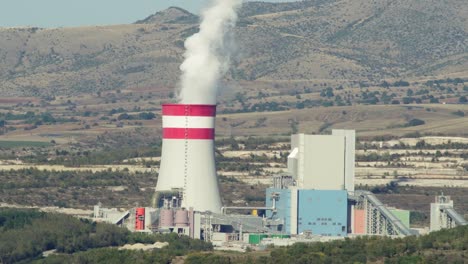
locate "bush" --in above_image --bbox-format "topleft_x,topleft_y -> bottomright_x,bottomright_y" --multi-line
405,119 -> 425,127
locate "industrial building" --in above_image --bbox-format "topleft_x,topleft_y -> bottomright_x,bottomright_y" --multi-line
430,195 -> 467,232
94,103 -> 466,248
288,130 -> 355,191
266,188 -> 348,236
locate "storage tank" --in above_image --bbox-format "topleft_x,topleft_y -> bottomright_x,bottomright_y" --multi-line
135,207 -> 145,231
155,104 -> 222,213
174,209 -> 189,227
159,209 -> 174,227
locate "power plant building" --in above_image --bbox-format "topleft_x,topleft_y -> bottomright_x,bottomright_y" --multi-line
156,104 -> 222,213
266,189 -> 348,236
288,130 -> 355,191
430,195 -> 467,232
95,104 -> 467,247
153,123 -> 417,240
266,131 -> 354,236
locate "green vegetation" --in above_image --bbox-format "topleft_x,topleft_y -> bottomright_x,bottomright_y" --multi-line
0,169 -> 156,208
26,146 -> 162,166
117,112 -> 156,121
37,249 -> 174,264
0,169 -> 151,190
0,208 -> 212,264
185,225 -> 468,264
452,110 -> 465,117
1,204 -> 468,264
405,118 -> 425,127
0,141 -> 52,148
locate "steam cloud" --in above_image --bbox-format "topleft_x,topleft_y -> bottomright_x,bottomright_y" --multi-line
178,0 -> 242,104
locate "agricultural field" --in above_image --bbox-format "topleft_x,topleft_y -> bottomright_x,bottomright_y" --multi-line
0,83 -> 467,226
0,0 -> 467,231
0,129 -> 467,225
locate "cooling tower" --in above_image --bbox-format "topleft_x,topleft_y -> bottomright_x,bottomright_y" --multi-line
156,104 -> 222,213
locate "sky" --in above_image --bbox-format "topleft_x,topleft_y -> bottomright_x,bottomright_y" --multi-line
0,0 -> 298,28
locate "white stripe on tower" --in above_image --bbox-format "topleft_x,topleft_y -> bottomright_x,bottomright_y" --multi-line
162,116 -> 215,129
156,104 -> 221,213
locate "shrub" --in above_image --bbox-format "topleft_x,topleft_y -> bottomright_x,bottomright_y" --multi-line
406,119 -> 425,127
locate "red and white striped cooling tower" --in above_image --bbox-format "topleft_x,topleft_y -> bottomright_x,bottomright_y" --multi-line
156,104 -> 222,213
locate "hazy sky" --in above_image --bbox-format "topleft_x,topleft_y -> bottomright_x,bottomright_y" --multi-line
0,0 -> 297,28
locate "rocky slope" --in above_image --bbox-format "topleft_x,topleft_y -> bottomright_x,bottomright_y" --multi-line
0,0 -> 466,96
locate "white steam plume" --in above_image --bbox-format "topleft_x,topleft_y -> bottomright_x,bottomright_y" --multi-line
178,0 -> 242,105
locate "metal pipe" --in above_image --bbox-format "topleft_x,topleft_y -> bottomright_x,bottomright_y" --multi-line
444,207 -> 468,226
221,196 -> 276,215
357,190 -> 413,236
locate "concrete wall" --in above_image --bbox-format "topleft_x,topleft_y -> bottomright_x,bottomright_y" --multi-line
289,131 -> 357,191
389,208 -> 410,229
290,134 -> 346,190
430,196 -> 454,232
332,130 -> 355,192
353,209 -> 366,234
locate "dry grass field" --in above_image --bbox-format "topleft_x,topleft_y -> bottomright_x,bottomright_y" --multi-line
217,104 -> 468,137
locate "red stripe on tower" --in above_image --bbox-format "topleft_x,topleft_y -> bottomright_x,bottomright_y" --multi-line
157,103 -> 222,213
163,128 -> 215,140
162,104 -> 216,117
162,104 -> 216,140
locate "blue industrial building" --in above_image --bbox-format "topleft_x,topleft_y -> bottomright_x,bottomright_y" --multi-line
266,188 -> 292,232
297,190 -> 347,236
266,188 -> 348,236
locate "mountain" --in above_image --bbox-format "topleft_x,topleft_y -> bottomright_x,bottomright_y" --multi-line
0,0 -> 467,97
135,7 -> 198,25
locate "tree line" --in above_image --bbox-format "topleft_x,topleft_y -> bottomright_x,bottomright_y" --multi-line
0,208 -> 212,264
185,225 -> 468,264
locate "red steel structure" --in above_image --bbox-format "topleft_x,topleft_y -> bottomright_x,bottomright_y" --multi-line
135,207 -> 145,231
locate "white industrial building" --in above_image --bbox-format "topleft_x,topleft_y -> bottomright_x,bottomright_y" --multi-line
430,195 -> 467,232
288,130 -> 355,191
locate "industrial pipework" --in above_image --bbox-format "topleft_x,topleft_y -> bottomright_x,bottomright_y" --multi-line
221,192 -> 279,215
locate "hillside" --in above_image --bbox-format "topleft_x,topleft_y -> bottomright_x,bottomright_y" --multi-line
135,7 -> 198,24
0,0 -> 467,97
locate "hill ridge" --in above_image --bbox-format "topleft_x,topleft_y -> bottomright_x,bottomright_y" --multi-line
0,0 -> 466,97
135,6 -> 198,25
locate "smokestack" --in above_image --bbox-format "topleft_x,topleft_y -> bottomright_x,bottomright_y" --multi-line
178,0 -> 242,104
156,104 -> 222,213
